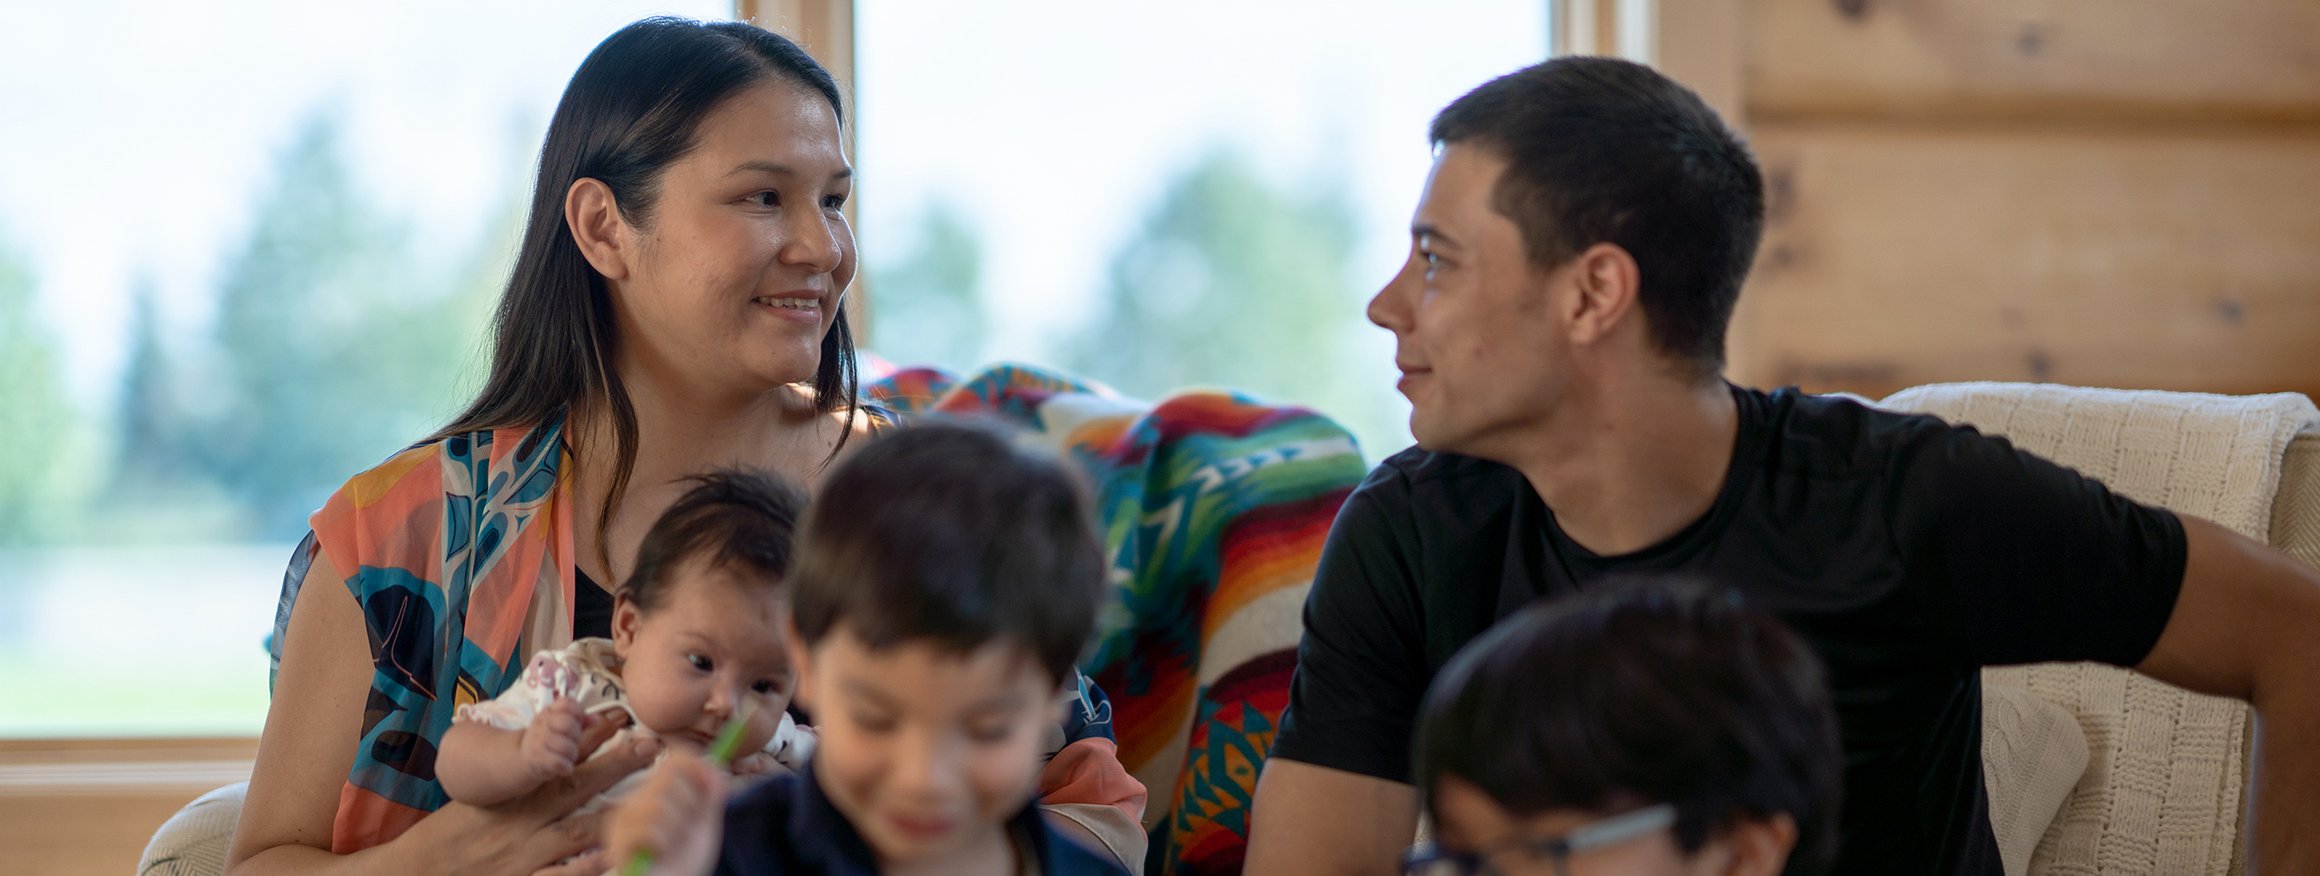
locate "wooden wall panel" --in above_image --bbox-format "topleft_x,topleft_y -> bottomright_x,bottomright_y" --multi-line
1729,122 -> 2320,400
741,0 -> 854,97
1745,0 -> 2320,123
1657,0 -> 1746,123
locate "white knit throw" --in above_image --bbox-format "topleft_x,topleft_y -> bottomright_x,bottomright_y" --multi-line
1880,383 -> 2318,876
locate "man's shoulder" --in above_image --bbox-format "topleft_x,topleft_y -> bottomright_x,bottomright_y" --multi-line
1336,446 -> 1533,549
1749,385 -> 1960,480
1366,444 -> 1527,502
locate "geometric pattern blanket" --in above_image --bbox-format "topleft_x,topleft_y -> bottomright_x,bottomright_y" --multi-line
864,362 -> 1367,875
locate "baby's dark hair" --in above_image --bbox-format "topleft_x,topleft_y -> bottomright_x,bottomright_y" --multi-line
789,417 -> 1106,684
620,468 -> 808,612
1414,578 -> 1841,875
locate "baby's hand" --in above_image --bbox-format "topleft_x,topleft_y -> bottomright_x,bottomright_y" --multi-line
728,751 -> 786,778
518,697 -> 589,784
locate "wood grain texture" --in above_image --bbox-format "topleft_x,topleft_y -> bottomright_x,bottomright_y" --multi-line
1745,0 -> 2320,123
1657,0 -> 1746,124
736,0 -> 870,338
1730,121 -> 2320,401
742,0 -> 855,92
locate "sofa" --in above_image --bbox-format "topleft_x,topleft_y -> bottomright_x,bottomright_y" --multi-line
1886,383 -> 2319,876
140,362 -> 1372,876
141,378 -> 2320,876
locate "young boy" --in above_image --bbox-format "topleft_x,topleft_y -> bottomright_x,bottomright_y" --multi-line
438,470 -> 815,813
1403,580 -> 1842,876
608,418 -> 1133,876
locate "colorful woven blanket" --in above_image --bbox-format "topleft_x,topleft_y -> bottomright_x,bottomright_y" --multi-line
863,363 -> 1367,876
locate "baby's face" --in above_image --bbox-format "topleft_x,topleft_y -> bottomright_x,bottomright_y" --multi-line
611,562 -> 793,759
793,626 -> 1060,869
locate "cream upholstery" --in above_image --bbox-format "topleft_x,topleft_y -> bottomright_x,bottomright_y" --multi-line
1981,685 -> 2091,876
137,782 -> 245,876
1884,383 -> 2319,876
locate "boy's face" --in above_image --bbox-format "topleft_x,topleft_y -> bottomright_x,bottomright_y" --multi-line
1429,777 -> 1734,876
792,624 -> 1062,868
611,562 -> 793,759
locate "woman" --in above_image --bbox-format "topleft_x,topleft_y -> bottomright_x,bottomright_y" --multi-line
229,18 -> 872,873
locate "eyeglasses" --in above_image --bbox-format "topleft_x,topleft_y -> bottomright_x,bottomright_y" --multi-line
1400,803 -> 1678,876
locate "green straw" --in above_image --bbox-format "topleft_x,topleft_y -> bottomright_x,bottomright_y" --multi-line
616,703 -> 756,876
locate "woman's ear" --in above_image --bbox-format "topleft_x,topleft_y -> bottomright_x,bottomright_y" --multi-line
565,177 -> 633,281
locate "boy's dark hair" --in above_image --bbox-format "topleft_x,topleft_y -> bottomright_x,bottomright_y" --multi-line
1430,57 -> 1763,376
621,468 -> 808,611
1414,579 -> 1839,875
790,417 -> 1106,684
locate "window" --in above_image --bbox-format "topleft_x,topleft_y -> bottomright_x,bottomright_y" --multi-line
0,0 -> 733,737
1,1 -> 1551,737
853,0 -> 1551,458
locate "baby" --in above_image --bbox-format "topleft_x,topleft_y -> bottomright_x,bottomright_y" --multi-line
606,417 -> 1137,875
438,469 -> 813,813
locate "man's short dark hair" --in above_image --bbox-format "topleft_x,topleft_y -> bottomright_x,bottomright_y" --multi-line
789,417 -> 1106,684
1414,579 -> 1839,875
622,468 -> 808,611
1430,57 -> 1763,375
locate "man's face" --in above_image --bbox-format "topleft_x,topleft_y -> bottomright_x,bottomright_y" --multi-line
1367,143 -> 1576,458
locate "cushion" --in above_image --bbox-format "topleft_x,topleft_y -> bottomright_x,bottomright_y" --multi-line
1885,383 -> 2316,876
137,781 -> 245,876
1981,685 -> 2090,876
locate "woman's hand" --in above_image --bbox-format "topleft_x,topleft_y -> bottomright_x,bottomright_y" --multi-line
605,753 -> 730,876
421,711 -> 663,876
230,548 -> 661,875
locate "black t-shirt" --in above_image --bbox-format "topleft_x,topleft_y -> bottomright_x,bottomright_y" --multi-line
1270,385 -> 2188,876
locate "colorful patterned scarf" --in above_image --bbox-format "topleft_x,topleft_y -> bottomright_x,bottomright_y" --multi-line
269,416 -> 574,852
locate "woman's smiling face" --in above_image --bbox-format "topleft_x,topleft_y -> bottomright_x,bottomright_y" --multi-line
605,78 -> 855,399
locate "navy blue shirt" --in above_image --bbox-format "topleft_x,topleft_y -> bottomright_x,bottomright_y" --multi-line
718,761 -> 1130,876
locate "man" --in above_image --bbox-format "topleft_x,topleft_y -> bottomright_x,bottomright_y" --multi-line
1246,57 -> 2320,875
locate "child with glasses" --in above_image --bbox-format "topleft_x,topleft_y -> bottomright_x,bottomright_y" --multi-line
1403,579 -> 1841,876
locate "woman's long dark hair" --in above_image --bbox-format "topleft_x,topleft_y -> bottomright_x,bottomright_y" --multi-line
437,17 -> 858,572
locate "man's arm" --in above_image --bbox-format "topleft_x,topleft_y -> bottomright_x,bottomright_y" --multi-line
1247,759 -> 1419,876
2134,515 -> 2320,872
1246,464 -> 1433,876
